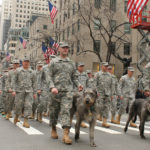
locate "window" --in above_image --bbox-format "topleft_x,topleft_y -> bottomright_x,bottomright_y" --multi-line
78,0 -> 80,10
94,40 -> 100,52
77,40 -> 80,53
124,23 -> 131,33
63,30 -> 65,40
43,25 -> 47,30
73,3 -> 75,15
72,23 -> 75,35
77,19 -> 80,31
67,26 -> 70,38
56,19 -> 58,28
68,9 -> 70,19
124,43 -> 130,55
110,0 -> 116,12
71,43 -> 74,55
95,0 -> 101,8
110,20 -> 116,31
124,0 -> 128,12
110,42 -> 116,53
94,18 -> 101,30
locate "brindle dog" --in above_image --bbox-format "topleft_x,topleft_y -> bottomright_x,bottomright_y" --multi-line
70,88 -> 98,147
124,99 -> 150,139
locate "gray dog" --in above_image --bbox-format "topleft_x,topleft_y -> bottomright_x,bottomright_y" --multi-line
124,99 -> 150,139
70,88 -> 98,147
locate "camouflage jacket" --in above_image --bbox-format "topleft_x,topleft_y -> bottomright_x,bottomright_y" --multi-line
95,71 -> 113,96
12,67 -> 37,94
47,56 -> 80,92
0,73 -> 9,92
76,71 -> 88,88
119,74 -> 136,98
87,78 -> 96,88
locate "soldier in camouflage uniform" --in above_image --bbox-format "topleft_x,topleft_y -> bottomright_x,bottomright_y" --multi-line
29,62 -> 43,120
107,66 -> 122,124
86,70 -> 96,88
36,62 -> 49,123
76,63 -> 88,128
95,62 -> 112,128
116,67 -> 137,127
5,60 -> 20,120
0,72 -> 4,113
12,56 -> 37,128
47,42 -> 82,145
0,69 -> 9,115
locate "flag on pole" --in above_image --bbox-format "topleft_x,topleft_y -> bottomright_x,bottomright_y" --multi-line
6,52 -> 11,61
49,37 -> 59,54
127,0 -> 149,22
48,1 -> 58,24
42,42 -> 47,53
19,37 -> 27,49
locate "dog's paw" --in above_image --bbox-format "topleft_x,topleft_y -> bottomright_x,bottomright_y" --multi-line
75,133 -> 79,141
90,142 -> 97,147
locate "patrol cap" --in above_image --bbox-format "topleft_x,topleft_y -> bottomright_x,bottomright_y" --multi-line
78,62 -> 85,67
108,66 -> 112,70
86,70 -> 92,74
101,62 -> 109,67
59,42 -> 69,48
128,67 -> 135,72
37,61 -> 43,67
23,56 -> 30,62
12,59 -> 20,64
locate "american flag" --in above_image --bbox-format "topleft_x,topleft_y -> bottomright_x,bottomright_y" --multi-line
127,0 -> 149,22
19,37 -> 27,49
6,52 -> 11,61
48,1 -> 58,24
49,37 -> 59,54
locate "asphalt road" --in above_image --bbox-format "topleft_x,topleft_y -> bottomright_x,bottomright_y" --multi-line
0,113 -> 150,150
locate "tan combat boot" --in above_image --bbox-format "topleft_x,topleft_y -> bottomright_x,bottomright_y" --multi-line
102,118 -> 110,128
1,112 -> 6,115
111,115 -> 117,124
62,128 -> 72,145
80,122 -> 88,128
29,112 -> 35,119
115,114 -> 121,124
97,114 -> 102,121
5,112 -> 10,120
23,118 -> 30,128
14,115 -> 19,125
51,126 -> 58,139
130,121 -> 137,128
9,112 -> 12,118
37,113 -> 42,123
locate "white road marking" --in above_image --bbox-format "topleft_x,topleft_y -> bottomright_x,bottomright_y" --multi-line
97,121 -> 150,134
42,118 -> 87,135
9,118 -> 44,135
72,120 -> 122,135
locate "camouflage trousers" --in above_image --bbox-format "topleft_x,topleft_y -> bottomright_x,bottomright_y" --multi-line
32,94 -> 40,113
97,95 -> 111,119
49,91 -> 73,128
110,96 -> 118,116
4,92 -> 15,113
37,91 -> 49,113
0,94 -> 4,112
118,97 -> 135,115
14,92 -> 33,118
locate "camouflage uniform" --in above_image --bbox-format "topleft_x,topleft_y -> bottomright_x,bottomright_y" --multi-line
37,67 -> 49,114
48,56 -> 80,128
118,74 -> 136,115
0,71 -> 10,114
95,71 -> 112,119
110,74 -> 121,117
12,67 -> 37,118
0,75 -> 4,113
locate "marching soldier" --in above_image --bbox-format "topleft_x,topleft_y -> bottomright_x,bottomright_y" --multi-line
47,42 -> 82,145
116,67 -> 137,127
12,56 -> 37,128
107,66 -> 122,124
95,62 -> 113,128
86,70 -> 96,88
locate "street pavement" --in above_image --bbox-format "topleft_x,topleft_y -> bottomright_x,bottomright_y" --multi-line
0,113 -> 150,150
